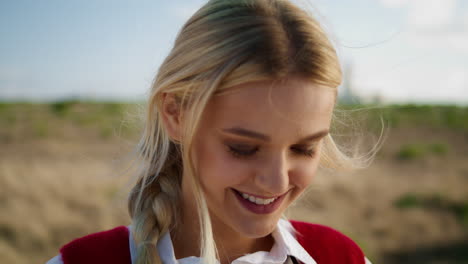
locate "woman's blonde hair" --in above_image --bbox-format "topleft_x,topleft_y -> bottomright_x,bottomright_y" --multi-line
128,0 -> 370,263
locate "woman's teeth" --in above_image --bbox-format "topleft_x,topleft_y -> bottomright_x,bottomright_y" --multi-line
240,192 -> 277,205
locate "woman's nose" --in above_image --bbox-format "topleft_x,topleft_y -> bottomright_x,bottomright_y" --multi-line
254,152 -> 290,195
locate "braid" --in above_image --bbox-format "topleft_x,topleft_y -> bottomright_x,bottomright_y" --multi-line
128,142 -> 182,264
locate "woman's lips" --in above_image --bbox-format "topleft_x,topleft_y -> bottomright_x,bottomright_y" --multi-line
232,188 -> 287,214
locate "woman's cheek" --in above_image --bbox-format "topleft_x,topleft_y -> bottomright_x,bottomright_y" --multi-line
292,154 -> 321,189
206,146 -> 250,185
225,157 -> 254,184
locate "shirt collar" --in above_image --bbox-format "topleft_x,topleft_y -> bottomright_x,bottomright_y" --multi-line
274,219 -> 317,264
129,219 -> 317,264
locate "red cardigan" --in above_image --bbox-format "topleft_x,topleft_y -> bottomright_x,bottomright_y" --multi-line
60,220 -> 365,264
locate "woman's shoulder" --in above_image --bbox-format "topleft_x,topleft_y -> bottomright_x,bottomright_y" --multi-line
46,226 -> 131,264
289,219 -> 360,243
289,220 -> 366,264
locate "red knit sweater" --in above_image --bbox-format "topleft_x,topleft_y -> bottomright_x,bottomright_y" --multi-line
59,220 -> 364,264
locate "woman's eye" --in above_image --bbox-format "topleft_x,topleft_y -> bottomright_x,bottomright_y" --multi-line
227,145 -> 258,158
226,144 -> 317,159
292,147 -> 316,157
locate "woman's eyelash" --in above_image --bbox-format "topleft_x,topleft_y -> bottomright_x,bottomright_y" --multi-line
226,145 -> 316,158
292,147 -> 316,157
227,145 -> 258,158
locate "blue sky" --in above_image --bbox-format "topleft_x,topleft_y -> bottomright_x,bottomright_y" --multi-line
1,0 -> 467,104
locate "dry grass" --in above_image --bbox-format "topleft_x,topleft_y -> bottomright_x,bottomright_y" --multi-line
0,139 -> 132,264
1,102 -> 467,264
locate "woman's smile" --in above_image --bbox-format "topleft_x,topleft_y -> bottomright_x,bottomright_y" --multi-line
231,188 -> 289,214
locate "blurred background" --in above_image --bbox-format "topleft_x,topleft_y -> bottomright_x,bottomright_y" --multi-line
0,0 -> 467,263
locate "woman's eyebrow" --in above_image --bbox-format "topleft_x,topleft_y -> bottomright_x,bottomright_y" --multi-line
221,127 -> 329,143
296,130 -> 329,143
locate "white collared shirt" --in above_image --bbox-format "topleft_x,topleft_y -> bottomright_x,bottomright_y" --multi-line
46,219 -> 372,264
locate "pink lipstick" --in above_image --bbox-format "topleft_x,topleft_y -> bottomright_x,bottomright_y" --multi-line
232,189 -> 286,214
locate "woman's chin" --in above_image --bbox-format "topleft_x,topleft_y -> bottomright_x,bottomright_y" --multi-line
234,218 -> 279,238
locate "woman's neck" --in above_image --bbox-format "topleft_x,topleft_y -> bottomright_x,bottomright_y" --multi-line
212,214 -> 274,264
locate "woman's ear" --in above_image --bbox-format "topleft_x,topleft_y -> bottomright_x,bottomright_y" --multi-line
160,93 -> 183,142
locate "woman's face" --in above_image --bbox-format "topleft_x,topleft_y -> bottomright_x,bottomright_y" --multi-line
185,76 -> 335,239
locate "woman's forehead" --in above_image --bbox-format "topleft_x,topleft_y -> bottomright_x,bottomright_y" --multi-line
203,77 -> 335,137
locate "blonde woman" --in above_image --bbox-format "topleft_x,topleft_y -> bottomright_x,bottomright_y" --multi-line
47,0 -> 374,263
